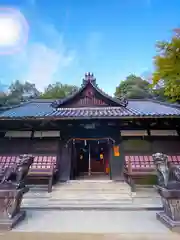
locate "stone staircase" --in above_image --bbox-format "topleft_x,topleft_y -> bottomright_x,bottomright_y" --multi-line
22,180 -> 133,209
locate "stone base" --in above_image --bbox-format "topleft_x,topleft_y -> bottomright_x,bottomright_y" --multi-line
156,212 -> 180,233
0,211 -> 26,231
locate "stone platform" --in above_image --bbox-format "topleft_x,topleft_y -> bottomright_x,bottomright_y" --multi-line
1,182 -> 178,238
22,180 -> 133,209
4,210 -> 179,239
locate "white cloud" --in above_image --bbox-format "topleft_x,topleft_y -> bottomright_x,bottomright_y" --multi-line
10,23 -> 76,91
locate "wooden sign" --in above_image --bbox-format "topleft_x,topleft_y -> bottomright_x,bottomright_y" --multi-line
113,146 -> 120,157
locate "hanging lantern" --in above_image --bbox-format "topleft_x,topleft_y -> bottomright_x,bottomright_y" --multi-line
100,153 -> 103,160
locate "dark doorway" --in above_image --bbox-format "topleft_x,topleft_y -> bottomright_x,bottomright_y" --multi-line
70,139 -> 110,180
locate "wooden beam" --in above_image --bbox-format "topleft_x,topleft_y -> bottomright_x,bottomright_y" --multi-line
150,130 -> 178,136
121,130 -> 148,136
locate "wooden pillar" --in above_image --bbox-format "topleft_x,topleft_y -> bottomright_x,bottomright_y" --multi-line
109,138 -> 125,181
58,140 -> 72,182
70,140 -> 77,180
56,140 -> 62,179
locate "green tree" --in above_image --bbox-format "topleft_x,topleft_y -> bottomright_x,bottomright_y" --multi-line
0,80 -> 40,106
115,74 -> 151,99
152,29 -> 180,101
9,80 -> 40,100
0,92 -> 8,107
41,82 -> 79,99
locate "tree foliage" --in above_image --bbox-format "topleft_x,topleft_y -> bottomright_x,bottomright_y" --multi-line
114,74 -> 152,99
0,80 -> 79,107
0,92 -> 8,107
0,80 -> 40,106
40,82 -> 79,99
152,29 -> 180,101
9,80 -> 40,99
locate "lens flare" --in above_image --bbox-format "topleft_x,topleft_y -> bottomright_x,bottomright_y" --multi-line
0,7 -> 29,55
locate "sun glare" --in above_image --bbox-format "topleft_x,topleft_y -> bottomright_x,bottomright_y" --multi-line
0,7 -> 29,54
0,16 -> 21,46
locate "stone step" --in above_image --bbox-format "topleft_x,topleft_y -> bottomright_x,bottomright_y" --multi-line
62,186 -> 130,188
24,181 -> 132,209
53,188 -> 131,192
53,186 -> 131,192
53,190 -> 131,197
54,181 -> 130,187
21,201 -> 162,210
22,191 -> 162,210
24,194 -> 132,200
51,197 -> 132,201
51,195 -> 132,200
23,199 -> 132,204
53,185 -> 130,188
24,191 -> 132,199
54,184 -> 130,187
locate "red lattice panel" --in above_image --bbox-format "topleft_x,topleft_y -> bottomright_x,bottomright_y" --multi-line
0,155 -> 57,171
125,155 -> 180,172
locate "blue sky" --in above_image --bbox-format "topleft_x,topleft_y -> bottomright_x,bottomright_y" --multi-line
0,0 -> 179,95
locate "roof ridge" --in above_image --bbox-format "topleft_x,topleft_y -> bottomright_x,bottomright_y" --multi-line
57,106 -> 127,110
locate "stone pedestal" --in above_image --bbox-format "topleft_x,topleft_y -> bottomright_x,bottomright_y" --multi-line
156,212 -> 180,233
156,187 -> 180,233
0,211 -> 26,230
0,184 -> 29,230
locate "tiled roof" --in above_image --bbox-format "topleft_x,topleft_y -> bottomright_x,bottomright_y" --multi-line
48,107 -> 137,118
128,100 -> 180,116
0,99 -> 180,119
0,101 -> 54,118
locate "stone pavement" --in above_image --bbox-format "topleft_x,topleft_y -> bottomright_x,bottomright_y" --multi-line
0,210 -> 176,239
1,232 -> 180,240
11,210 -> 178,234
0,183 -> 178,240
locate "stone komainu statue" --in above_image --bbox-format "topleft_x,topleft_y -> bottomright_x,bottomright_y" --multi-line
0,154 -> 34,189
152,153 -> 180,231
152,153 -> 180,188
0,155 -> 34,222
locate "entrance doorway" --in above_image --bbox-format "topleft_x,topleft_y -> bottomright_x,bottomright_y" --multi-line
70,139 -> 111,180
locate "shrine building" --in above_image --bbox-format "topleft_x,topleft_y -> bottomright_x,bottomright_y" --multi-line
0,72 -> 180,189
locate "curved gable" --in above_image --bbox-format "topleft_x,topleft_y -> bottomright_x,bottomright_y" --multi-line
51,73 -> 128,108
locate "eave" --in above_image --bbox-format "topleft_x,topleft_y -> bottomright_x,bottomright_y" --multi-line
0,115 -> 179,121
